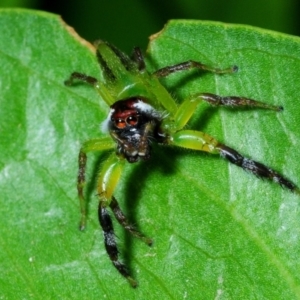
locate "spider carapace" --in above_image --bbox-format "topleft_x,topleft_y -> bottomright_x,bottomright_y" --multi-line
65,40 -> 299,287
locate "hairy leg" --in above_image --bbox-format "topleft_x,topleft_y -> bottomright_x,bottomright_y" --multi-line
64,72 -> 98,86
98,204 -> 138,287
153,60 -> 237,77
218,144 -> 299,193
131,47 -> 146,71
169,129 -> 299,193
110,197 -> 152,245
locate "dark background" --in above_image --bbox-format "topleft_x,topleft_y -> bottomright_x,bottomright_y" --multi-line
2,0 -> 300,53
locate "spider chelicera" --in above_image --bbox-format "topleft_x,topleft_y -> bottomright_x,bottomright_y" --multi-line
65,40 -> 299,287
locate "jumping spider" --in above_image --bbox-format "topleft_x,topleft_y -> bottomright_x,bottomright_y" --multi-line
65,40 -> 299,287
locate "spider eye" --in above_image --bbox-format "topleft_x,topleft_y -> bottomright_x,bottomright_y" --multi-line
126,115 -> 138,126
115,118 -> 126,129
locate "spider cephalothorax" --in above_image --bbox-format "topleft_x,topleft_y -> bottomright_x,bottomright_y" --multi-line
65,39 -> 299,287
105,98 -> 163,162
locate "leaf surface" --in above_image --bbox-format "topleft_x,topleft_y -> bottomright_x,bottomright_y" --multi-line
1,9 -> 300,299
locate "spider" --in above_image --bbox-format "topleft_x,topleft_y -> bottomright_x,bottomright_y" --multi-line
65,40 -> 299,287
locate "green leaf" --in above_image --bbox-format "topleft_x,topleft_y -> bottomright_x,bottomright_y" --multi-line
1,9 -> 300,299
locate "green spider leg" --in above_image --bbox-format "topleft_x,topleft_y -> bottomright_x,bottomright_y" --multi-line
165,93 -> 299,193
153,60 -> 238,77
148,55 -> 297,191
77,136 -> 115,230
65,71 -> 115,106
78,137 -> 152,288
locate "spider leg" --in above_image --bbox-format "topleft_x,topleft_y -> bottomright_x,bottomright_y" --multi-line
131,47 -> 146,71
168,92 -> 295,191
77,137 -> 115,230
153,60 -> 237,77
78,139 -> 139,285
78,137 -> 149,286
78,150 -> 87,230
110,196 -> 153,246
173,93 -> 282,130
194,92 -> 282,110
97,153 -> 139,287
64,72 -> 98,86
64,69 -> 115,106
169,130 -> 299,193
98,204 -> 137,288
218,143 -> 300,193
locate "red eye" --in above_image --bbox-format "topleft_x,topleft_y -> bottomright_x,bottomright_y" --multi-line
115,118 -> 126,129
126,115 -> 138,126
